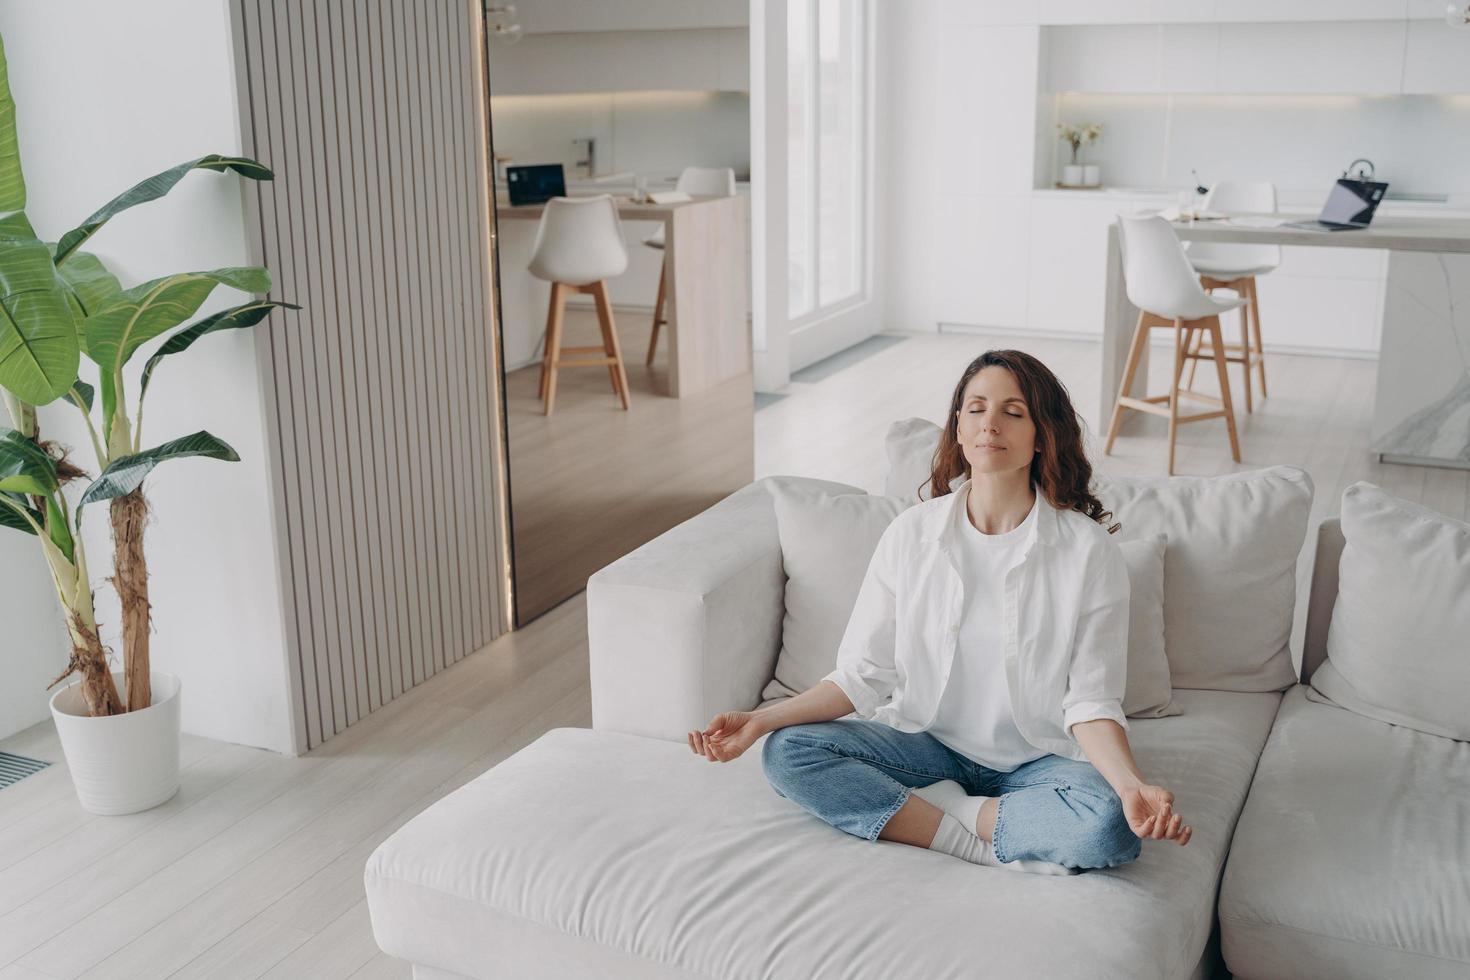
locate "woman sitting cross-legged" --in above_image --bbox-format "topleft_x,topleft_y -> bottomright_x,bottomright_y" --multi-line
687,349 -> 1192,874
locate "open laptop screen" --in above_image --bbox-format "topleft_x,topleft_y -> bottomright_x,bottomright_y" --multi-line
1319,179 -> 1386,226
507,164 -> 566,206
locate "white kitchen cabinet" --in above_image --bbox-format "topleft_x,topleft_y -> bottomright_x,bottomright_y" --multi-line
1215,21 -> 1405,94
934,195 -> 1032,330
1402,20 -> 1470,93
939,24 -> 1040,192
487,28 -> 748,95
1026,195 -> 1135,333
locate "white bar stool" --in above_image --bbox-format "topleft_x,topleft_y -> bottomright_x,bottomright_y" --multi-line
528,194 -> 630,416
1104,215 -> 1243,475
1185,180 -> 1279,412
642,166 -> 737,366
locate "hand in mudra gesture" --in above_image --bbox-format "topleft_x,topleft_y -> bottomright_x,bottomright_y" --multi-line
1121,784 -> 1193,845
687,710 -> 763,763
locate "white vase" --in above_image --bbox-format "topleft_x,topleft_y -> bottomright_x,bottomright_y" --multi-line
1083,164 -> 1101,187
50,670 -> 182,815
1062,164 -> 1085,186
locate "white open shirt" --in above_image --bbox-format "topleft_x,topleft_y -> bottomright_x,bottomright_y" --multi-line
820,477 -> 1131,764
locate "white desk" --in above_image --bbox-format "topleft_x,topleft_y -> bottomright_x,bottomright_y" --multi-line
1102,213 -> 1470,470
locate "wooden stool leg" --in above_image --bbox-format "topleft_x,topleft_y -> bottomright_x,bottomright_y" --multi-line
543,282 -> 566,416
647,261 -> 666,366
1167,319 -> 1185,475
1104,310 -> 1150,455
593,280 -> 631,410
1207,316 -> 1241,462
591,283 -> 622,398
1238,289 -> 1253,414
1248,277 -> 1267,399
539,282 -> 560,400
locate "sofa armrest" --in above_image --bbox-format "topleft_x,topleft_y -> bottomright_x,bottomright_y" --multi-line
586,475 -> 856,743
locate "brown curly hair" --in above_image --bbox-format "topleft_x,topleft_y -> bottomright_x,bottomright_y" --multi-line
923,350 -> 1119,534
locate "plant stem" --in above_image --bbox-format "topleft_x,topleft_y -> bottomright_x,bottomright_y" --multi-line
3,389 -> 36,437
110,488 -> 152,711
70,389 -> 107,469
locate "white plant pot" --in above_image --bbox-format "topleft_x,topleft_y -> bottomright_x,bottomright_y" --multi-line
1083,164 -> 1101,186
50,670 -> 181,815
1062,164 -> 1085,186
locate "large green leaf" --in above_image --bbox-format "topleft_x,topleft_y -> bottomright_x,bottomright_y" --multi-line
0,32 -> 24,213
82,266 -> 271,372
70,379 -> 93,411
78,430 -> 238,512
53,248 -> 122,319
0,490 -> 41,535
140,299 -> 298,399
81,266 -> 270,444
0,426 -> 58,495
54,155 -> 273,265
0,213 -> 80,405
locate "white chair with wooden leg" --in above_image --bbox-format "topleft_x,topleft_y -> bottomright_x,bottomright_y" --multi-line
642,166 -> 737,366
1104,214 -> 1244,475
1184,180 -> 1279,413
529,194 -> 631,416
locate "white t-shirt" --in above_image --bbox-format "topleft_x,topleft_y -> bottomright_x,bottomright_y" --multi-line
926,491 -> 1050,772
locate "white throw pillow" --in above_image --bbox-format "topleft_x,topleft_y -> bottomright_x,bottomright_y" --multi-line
1117,534 -> 1181,719
1307,482 -> 1470,741
882,417 -> 1312,692
762,480 -> 912,703
884,417 -> 958,503
762,475 -> 1179,720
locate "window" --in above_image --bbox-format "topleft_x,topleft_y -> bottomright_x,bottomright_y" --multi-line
787,0 -> 866,320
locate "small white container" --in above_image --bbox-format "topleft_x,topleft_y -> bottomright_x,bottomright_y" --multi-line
1062,164 -> 1085,186
50,670 -> 181,815
1083,164 -> 1101,187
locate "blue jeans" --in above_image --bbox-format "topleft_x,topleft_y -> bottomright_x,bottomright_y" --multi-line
761,720 -> 1141,870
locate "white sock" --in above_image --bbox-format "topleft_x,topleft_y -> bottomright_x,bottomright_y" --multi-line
914,782 -> 1079,876
912,779 -> 988,838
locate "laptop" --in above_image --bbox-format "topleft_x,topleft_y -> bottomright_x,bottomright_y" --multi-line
506,164 -> 566,206
1285,178 -> 1389,231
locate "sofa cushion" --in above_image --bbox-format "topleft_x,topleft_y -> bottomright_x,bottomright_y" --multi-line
1219,684 -> 1470,980
761,478 -> 1178,719
1309,482 -> 1470,741
1118,534 -> 1180,719
365,689 -> 1282,980
1096,466 -> 1311,693
761,480 -> 910,703
880,418 -> 1311,693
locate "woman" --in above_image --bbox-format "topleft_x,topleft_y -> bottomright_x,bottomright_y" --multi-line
686,350 -> 1192,874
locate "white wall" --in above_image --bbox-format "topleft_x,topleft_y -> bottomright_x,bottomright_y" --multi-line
0,0 -> 296,753
489,90 -> 751,181
1043,92 -> 1470,200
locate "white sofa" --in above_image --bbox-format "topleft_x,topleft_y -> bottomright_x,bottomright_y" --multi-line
366,455 -> 1345,979
1218,512 -> 1470,979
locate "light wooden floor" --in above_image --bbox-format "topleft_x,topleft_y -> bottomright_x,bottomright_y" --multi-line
2,330 -> 1464,980
504,305 -> 753,623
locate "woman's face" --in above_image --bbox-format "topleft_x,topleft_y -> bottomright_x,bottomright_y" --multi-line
955,365 -> 1038,477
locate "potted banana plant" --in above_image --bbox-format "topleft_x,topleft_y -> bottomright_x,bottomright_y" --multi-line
0,30 -> 295,814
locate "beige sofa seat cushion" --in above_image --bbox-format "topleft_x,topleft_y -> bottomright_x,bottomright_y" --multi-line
1219,685 -> 1470,980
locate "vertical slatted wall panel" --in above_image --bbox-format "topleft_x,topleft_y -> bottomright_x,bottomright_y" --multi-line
232,0 -> 508,749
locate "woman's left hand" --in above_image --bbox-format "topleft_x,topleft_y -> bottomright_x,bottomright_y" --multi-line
1120,784 -> 1192,845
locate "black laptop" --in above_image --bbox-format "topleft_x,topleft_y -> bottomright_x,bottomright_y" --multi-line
1285,178 -> 1389,231
506,164 -> 566,206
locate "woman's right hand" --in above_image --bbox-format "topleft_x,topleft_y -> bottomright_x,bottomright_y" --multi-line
688,710 -> 765,763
